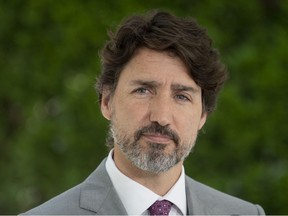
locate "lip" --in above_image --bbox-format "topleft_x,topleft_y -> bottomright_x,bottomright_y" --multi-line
142,133 -> 172,144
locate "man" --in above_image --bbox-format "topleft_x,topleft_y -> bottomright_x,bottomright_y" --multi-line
24,10 -> 265,215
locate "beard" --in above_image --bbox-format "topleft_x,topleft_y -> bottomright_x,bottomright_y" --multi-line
109,122 -> 196,174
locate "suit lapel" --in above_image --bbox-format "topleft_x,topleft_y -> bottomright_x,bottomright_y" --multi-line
79,160 -> 213,215
79,159 -> 127,215
185,175 -> 208,215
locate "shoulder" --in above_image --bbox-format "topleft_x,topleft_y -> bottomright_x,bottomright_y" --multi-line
21,183 -> 88,215
21,159 -> 111,215
185,176 -> 265,215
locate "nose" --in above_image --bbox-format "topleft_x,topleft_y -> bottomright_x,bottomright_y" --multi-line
149,94 -> 173,126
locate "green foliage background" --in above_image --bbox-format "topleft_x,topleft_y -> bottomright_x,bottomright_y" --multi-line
0,0 -> 287,214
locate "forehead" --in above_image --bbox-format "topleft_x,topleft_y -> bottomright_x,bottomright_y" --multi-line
118,48 -> 200,90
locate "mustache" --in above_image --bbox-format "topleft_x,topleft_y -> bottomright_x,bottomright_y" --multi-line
134,122 -> 180,145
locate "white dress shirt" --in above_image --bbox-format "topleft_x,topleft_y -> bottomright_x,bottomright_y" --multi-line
105,150 -> 187,215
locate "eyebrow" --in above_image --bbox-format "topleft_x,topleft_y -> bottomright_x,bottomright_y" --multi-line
171,83 -> 199,93
129,80 -> 199,93
130,80 -> 160,88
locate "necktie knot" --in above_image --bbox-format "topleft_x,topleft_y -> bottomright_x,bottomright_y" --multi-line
148,200 -> 172,215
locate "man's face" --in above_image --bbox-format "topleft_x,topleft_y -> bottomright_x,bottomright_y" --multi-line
101,48 -> 207,173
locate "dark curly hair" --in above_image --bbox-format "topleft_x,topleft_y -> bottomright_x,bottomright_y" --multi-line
96,10 -> 227,114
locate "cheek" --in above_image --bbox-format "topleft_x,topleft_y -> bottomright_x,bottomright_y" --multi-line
128,98 -> 149,115
115,100 -> 148,129
183,121 -> 198,137
177,113 -> 202,138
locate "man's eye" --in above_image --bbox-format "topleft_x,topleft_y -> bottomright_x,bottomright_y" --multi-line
175,94 -> 190,101
134,88 -> 149,94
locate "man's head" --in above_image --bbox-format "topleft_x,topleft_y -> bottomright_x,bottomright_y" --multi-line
96,10 -> 227,173
97,10 -> 227,114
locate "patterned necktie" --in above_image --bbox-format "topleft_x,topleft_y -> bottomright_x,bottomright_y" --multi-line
148,200 -> 172,215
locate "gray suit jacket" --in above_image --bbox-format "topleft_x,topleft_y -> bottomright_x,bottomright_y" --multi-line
23,158 -> 265,215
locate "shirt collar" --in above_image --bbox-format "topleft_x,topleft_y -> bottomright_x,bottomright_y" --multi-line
105,149 -> 187,215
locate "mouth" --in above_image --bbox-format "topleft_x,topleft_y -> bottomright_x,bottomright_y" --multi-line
142,133 -> 173,144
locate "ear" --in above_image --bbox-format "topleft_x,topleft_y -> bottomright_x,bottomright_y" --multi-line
198,112 -> 207,130
100,90 -> 113,120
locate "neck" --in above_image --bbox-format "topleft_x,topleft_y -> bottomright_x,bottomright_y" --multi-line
113,145 -> 183,196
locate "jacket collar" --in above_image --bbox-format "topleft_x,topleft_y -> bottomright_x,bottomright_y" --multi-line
79,158 -> 201,215
79,159 -> 127,215
186,176 -> 204,215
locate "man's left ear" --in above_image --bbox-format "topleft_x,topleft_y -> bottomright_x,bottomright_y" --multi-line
198,112 -> 207,130
100,90 -> 112,120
